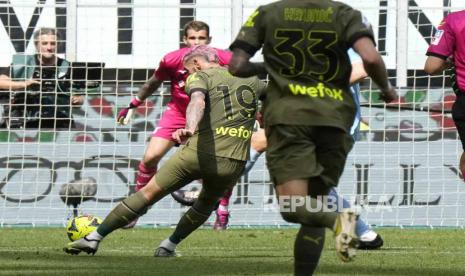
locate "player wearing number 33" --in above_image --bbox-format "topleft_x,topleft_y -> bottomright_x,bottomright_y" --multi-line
64,45 -> 266,257
228,0 -> 397,275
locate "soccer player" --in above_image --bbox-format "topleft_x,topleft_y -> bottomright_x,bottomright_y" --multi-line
246,49 -> 384,249
228,1 -> 397,274
64,45 -> 265,257
116,20 -> 233,228
424,10 -> 465,179
172,49 -> 384,250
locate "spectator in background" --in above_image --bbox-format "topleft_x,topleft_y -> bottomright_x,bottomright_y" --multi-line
0,27 -> 83,129
424,10 -> 465,179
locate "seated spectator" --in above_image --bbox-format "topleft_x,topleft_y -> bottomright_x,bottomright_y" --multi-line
0,27 -> 83,129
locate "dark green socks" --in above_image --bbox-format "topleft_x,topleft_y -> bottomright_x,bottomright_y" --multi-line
294,226 -> 325,276
169,206 -> 211,244
97,191 -> 149,237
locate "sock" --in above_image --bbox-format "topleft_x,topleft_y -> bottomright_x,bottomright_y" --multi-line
86,230 -> 103,241
355,218 -> 371,237
294,226 -> 325,276
243,149 -> 263,174
97,191 -> 149,237
160,238 -> 178,251
328,188 -> 370,236
219,189 -> 232,207
136,162 -> 157,191
169,206 -> 211,244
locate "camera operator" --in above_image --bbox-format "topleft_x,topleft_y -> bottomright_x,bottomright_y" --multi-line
0,27 -> 83,129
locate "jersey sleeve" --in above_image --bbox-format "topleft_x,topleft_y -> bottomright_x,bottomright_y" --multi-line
154,57 -> 171,81
426,17 -> 455,60
185,72 -> 209,96
229,6 -> 265,56
338,6 -> 375,47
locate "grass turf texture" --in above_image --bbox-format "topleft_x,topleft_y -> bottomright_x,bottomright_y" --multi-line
0,228 -> 464,275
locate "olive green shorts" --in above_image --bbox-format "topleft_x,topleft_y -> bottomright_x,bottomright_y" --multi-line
155,146 -> 245,199
266,125 -> 353,187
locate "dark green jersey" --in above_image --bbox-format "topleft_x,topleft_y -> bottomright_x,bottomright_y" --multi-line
230,0 -> 375,132
184,67 -> 264,161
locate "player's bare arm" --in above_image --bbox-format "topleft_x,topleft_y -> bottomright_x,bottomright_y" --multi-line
228,48 -> 266,78
0,74 -> 40,90
352,37 -> 397,103
424,56 -> 448,75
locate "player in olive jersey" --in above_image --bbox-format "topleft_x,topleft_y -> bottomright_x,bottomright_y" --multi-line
64,45 -> 265,257
228,0 -> 397,274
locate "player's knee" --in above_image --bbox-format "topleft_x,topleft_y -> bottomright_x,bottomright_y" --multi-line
280,210 -> 301,224
142,153 -> 163,167
140,183 -> 161,204
280,205 -> 322,226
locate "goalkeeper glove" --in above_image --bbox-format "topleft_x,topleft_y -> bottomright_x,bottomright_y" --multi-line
117,96 -> 143,125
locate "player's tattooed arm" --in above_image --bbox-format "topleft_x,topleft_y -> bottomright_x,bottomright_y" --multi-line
172,90 -> 205,144
137,75 -> 163,101
185,90 -> 206,133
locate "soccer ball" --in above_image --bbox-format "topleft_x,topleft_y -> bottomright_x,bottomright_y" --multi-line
66,215 -> 102,241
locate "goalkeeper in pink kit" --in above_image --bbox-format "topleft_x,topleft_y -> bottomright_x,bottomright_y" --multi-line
424,10 -> 465,180
117,20 -> 232,228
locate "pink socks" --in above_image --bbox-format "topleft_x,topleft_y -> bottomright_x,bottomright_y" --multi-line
135,162 -> 157,191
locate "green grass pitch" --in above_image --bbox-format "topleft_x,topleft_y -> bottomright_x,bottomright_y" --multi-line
0,227 -> 464,275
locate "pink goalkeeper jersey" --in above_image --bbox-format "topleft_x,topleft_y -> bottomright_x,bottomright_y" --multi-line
427,10 -> 465,92
154,47 -> 232,114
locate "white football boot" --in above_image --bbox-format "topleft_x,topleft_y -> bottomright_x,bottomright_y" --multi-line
64,237 -> 100,255
334,209 -> 359,262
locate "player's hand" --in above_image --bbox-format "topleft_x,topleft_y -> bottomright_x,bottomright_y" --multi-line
117,97 -> 143,125
172,128 -> 193,144
379,85 -> 398,103
117,107 -> 134,125
25,79 -> 40,87
71,95 -> 84,105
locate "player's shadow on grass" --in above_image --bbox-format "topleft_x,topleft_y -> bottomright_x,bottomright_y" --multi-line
317,264 -> 465,276
103,255 -> 293,275
4,252 -> 293,275
5,251 -> 465,276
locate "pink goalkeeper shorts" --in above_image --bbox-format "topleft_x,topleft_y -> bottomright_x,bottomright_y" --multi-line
152,106 -> 186,141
